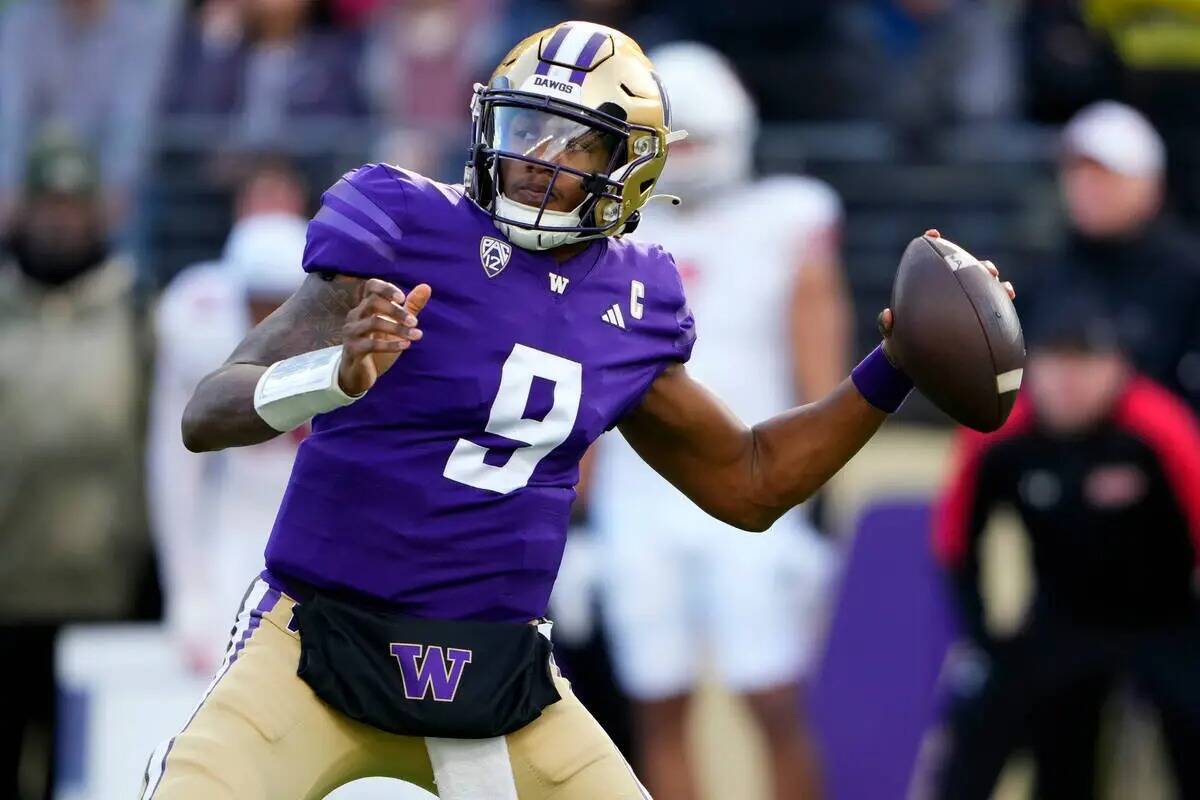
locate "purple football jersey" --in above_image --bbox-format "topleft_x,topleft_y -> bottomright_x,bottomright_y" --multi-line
264,164 -> 695,621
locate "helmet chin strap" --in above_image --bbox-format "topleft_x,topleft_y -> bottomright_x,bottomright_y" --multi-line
494,194 -> 590,251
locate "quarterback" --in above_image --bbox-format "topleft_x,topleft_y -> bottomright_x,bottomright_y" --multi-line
143,21 -> 1010,800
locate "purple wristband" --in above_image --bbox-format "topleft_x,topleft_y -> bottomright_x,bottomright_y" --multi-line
851,345 -> 913,413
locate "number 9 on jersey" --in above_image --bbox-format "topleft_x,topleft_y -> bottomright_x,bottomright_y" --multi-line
443,344 -> 583,494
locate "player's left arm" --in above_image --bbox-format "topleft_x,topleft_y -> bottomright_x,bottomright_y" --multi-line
622,221 -> 880,532
619,344 -> 890,533
623,255 -> 1014,532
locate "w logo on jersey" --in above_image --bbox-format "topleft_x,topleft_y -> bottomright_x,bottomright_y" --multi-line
479,236 -> 513,278
549,273 -> 570,294
390,642 -> 473,702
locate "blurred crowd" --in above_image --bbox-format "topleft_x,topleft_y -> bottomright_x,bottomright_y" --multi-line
4,0 -> 1200,245
4,1 -> 1200,799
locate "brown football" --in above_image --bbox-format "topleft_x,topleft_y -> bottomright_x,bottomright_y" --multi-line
889,234 -> 1025,432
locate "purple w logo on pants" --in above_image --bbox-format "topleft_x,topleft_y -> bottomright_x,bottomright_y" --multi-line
390,643 -> 473,702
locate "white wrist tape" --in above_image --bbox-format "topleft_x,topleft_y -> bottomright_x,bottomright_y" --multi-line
253,346 -> 363,432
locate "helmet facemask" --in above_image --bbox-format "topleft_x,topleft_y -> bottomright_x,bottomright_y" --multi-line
467,85 -> 661,250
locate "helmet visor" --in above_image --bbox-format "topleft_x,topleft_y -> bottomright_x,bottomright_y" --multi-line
491,106 -> 621,171
489,105 -> 624,216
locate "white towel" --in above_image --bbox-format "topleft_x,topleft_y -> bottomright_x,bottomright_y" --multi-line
425,736 -> 518,800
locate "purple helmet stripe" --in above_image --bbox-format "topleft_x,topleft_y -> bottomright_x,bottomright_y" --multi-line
569,31 -> 608,84
535,26 -> 571,76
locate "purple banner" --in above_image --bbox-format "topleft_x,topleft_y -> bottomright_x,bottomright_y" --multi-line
810,501 -> 960,800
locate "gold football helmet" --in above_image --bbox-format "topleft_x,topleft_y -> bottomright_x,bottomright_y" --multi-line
465,21 -> 683,250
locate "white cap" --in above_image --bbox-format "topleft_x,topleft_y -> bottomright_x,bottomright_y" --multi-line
1061,101 -> 1165,177
221,212 -> 309,298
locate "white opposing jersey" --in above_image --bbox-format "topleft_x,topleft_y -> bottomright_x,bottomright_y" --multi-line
594,175 -> 842,538
147,264 -> 302,654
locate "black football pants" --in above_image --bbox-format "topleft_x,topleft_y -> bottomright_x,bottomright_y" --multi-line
934,618 -> 1200,800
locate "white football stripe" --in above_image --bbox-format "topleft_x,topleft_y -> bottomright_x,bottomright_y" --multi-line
546,64 -> 573,83
554,25 -> 596,69
544,25 -> 597,83
996,368 -> 1023,394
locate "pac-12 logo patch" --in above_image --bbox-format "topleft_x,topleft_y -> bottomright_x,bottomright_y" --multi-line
480,236 -> 512,278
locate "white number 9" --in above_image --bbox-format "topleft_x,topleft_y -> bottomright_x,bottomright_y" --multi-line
443,344 -> 582,494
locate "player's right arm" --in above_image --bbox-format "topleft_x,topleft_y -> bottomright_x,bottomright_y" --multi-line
180,274 -> 428,452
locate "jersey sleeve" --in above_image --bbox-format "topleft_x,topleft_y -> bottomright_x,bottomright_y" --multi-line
604,244 -> 696,429
302,163 -> 410,280
664,250 -> 697,364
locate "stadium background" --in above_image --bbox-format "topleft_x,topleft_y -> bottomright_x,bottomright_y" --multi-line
2,0 -> 1199,798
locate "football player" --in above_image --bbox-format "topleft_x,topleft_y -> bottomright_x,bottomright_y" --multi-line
592,42 -> 848,800
143,21 -> 1012,800
148,195 -> 308,673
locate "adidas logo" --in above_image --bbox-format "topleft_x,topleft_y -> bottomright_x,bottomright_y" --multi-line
601,304 -> 626,330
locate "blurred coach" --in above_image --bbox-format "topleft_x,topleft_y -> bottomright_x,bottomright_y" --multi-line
931,309 -> 1200,799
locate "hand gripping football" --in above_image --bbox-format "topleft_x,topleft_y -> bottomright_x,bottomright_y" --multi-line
889,234 -> 1025,432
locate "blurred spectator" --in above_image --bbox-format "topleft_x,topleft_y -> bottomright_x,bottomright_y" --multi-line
633,1 -> 834,121
1026,101 -> 1200,414
163,0 -> 368,149
147,157 -> 307,673
594,43 -> 849,800
0,0 -> 176,233
632,0 -> 1014,125
1028,0 -> 1200,119
1087,0 -> 1200,225
1020,1 -> 1200,220
1018,0 -> 1121,123
231,152 -> 309,221
931,311 -> 1200,799
495,0 -> 679,61
1084,0 -> 1200,127
827,0 -> 1018,127
366,0 -> 502,178
329,0 -> 384,28
0,136 -> 150,800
